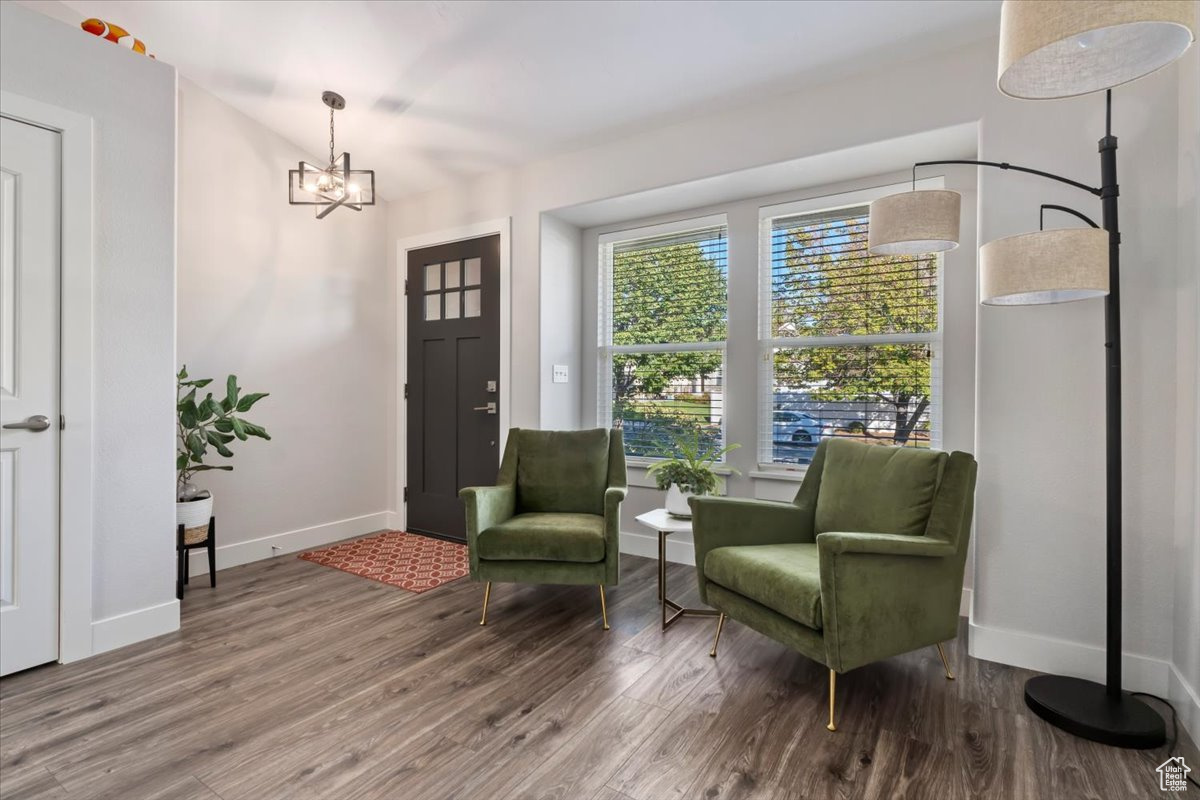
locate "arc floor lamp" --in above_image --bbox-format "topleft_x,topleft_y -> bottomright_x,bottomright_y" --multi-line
868,0 -> 1195,749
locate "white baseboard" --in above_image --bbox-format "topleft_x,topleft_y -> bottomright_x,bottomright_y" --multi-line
91,599 -> 180,656
1169,663 -> 1200,743
187,511 -> 394,577
968,619 -> 1173,696
620,529 -> 695,565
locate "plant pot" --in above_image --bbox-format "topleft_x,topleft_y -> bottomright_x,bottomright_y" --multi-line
176,493 -> 213,544
665,484 -> 696,518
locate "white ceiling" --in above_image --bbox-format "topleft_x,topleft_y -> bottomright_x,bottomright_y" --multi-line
56,0 -> 1000,200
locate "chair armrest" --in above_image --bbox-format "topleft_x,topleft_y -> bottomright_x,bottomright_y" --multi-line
817,531 -> 955,558
817,531 -> 960,673
604,486 -> 627,516
690,496 -> 812,604
459,484 -> 516,574
602,486 -> 627,585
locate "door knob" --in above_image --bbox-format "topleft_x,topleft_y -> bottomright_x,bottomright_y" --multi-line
2,415 -> 51,432
472,402 -> 497,415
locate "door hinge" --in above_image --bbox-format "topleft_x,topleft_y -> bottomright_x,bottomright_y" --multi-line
404,278 -> 409,296
60,415 -> 66,430
403,486 -> 409,503
404,382 -> 409,400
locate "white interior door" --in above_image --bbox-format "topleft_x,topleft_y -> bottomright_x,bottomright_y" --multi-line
0,116 -> 61,676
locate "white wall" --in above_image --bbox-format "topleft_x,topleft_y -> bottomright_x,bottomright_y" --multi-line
538,213 -> 583,430
1171,42 -> 1200,738
385,35 -> 1194,719
972,59 -> 1182,693
1,2 -> 178,648
176,78 -> 392,573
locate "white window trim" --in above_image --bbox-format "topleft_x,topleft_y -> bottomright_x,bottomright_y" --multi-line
755,178 -> 945,473
597,213 -> 729,465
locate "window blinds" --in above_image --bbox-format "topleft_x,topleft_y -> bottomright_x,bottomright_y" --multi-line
762,205 -> 940,466
600,222 -> 728,459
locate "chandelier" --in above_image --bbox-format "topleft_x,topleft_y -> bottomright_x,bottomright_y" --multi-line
288,91 -> 375,219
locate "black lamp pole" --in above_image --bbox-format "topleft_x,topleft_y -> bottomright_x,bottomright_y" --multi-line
914,89 -> 1165,749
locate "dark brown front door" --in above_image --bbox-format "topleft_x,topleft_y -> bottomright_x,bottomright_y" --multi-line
406,235 -> 501,540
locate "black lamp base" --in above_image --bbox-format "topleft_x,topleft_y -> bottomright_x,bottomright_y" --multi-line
1024,675 -> 1165,749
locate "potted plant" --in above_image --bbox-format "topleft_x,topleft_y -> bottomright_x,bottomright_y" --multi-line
646,432 -> 740,518
176,366 -> 270,540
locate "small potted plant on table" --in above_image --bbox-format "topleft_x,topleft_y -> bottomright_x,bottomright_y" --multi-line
176,366 -> 271,543
646,431 -> 739,518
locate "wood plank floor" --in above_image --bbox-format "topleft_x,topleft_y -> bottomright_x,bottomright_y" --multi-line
1,548 -> 1195,800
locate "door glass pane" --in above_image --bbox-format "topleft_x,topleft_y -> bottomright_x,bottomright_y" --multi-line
425,263 -> 441,291
444,260 -> 461,289
444,290 -> 460,319
464,288 -> 481,318
424,293 -> 440,321
464,258 -> 481,286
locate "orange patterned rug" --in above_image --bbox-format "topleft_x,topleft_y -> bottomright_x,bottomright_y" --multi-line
299,531 -> 469,593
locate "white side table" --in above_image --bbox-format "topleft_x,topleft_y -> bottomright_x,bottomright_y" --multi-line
636,508 -> 720,631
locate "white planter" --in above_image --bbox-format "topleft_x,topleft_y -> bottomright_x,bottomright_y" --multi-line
665,484 -> 696,518
176,494 -> 213,530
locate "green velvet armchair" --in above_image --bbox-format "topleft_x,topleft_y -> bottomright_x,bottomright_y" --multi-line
690,437 -> 977,731
459,428 -> 627,629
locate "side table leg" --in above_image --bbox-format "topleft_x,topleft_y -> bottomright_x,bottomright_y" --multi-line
176,524 -> 185,600
659,529 -> 667,630
207,516 -> 216,588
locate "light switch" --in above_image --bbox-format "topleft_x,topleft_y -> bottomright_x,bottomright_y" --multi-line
552,365 -> 569,384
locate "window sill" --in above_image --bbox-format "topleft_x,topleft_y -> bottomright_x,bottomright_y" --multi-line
626,458 -> 735,475
748,468 -> 807,483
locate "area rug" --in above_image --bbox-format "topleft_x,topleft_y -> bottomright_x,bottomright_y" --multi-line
299,531 -> 469,593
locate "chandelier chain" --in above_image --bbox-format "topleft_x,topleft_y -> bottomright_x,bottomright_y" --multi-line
329,107 -> 336,168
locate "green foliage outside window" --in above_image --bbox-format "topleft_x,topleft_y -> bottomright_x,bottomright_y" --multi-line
771,213 -> 936,447
610,237 -> 727,458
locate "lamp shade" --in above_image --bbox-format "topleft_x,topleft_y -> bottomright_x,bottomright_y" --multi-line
998,0 -> 1195,99
980,228 -> 1109,305
867,190 -> 961,255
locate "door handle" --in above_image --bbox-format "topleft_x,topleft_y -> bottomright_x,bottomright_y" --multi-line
2,415 -> 51,432
472,402 -> 497,415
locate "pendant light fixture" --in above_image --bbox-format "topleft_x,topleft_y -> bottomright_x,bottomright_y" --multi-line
288,91 -> 376,219
865,0 -> 1194,750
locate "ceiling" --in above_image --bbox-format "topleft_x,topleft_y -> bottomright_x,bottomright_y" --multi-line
57,0 -> 1001,201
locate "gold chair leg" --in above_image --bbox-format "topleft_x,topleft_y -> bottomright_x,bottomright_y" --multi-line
599,585 -> 610,630
479,581 -> 492,626
827,669 -> 837,731
935,642 -> 955,680
709,612 -> 727,658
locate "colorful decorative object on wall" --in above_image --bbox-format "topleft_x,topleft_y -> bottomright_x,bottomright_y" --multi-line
80,18 -> 155,58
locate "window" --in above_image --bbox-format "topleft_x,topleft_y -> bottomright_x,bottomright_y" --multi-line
759,188 -> 942,467
423,258 -> 483,321
598,215 -> 728,459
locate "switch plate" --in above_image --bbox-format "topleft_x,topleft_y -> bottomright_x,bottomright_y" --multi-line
552,365 -> 569,384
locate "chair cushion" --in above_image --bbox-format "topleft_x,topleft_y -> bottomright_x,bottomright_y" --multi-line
814,438 -> 947,537
477,513 -> 606,563
516,429 -> 610,515
704,543 -> 823,630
